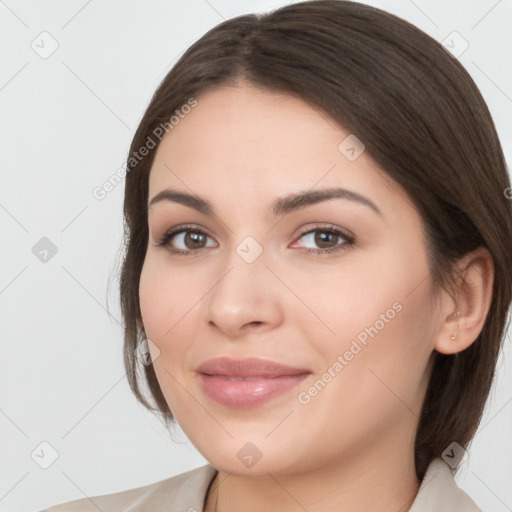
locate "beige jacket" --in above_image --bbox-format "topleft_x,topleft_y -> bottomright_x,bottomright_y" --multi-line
41,458 -> 482,511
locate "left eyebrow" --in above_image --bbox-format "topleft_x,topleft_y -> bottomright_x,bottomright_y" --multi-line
269,187 -> 383,218
148,187 -> 383,218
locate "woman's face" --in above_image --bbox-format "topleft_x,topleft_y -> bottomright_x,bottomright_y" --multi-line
139,83 -> 442,476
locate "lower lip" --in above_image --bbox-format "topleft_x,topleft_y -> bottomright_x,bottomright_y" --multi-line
199,373 -> 309,407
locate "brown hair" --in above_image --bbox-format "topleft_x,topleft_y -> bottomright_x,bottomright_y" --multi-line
119,0 -> 512,480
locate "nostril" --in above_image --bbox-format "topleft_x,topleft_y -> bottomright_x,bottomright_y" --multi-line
244,321 -> 263,329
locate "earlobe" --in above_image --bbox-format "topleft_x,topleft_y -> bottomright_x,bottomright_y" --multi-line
434,247 -> 494,355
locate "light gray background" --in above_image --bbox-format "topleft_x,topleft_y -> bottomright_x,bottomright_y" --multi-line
1,1 -> 511,511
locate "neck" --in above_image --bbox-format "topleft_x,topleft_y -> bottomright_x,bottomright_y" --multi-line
204,435 -> 420,512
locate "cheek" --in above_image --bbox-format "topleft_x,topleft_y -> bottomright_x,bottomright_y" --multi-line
278,251 -> 407,355
292,288 -> 433,455
138,258 -> 200,413
139,256 -> 200,342
294,242 -> 434,402
139,261 -> 167,340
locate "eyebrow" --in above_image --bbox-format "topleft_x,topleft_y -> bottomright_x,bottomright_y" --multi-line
148,187 -> 382,218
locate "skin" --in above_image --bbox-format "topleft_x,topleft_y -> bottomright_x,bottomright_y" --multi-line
138,82 -> 494,512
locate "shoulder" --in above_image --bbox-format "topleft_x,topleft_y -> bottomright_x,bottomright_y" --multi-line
41,464 -> 218,512
409,458 -> 482,512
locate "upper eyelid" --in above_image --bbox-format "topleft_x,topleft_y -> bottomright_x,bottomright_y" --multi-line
163,223 -> 349,235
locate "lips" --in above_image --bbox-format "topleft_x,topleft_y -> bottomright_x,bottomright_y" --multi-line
197,357 -> 311,407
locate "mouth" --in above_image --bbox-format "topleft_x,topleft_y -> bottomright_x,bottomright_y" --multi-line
197,357 -> 311,408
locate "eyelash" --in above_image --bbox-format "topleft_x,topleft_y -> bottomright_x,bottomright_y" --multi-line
156,223 -> 355,257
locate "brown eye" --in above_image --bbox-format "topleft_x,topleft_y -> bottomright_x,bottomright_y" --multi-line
182,231 -> 207,249
157,226 -> 217,255
314,230 -> 340,249
293,226 -> 355,255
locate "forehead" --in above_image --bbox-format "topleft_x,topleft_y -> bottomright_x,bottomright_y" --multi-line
158,85 -> 341,163
147,84 -> 407,217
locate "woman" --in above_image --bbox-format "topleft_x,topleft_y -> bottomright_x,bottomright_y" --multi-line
43,0 -> 512,510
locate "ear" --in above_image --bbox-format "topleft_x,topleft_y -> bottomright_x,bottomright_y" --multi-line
434,247 -> 494,355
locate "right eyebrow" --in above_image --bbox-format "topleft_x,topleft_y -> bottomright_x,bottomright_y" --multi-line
149,189 -> 213,215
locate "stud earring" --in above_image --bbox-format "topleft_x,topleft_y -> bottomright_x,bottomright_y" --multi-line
450,311 -> 460,340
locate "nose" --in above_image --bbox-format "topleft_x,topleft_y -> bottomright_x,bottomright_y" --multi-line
204,246 -> 284,339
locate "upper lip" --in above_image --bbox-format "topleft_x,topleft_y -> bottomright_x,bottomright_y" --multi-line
197,357 -> 310,378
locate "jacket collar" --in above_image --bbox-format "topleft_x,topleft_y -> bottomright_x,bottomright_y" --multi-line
169,458 -> 480,511
409,458 -> 481,511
